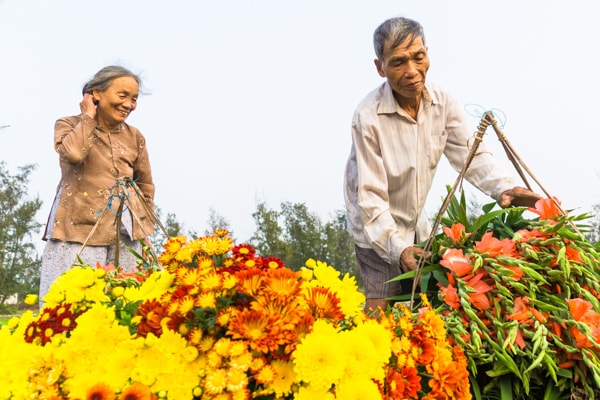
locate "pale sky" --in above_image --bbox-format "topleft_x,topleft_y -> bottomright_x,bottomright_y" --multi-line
1,0 -> 599,244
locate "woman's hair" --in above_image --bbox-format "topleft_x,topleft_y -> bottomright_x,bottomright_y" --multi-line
81,65 -> 142,95
373,17 -> 426,61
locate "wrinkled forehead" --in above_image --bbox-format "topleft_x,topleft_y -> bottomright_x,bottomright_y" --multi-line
107,76 -> 140,93
383,34 -> 425,57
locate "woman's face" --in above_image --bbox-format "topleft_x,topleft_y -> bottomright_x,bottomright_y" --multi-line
94,76 -> 139,129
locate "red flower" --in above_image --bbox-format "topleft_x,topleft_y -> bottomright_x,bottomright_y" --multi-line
528,197 -> 563,220
439,284 -> 460,310
386,367 -> 421,399
442,223 -> 472,245
439,248 -> 473,278
474,232 -> 516,257
464,273 -> 493,311
566,298 -> 600,349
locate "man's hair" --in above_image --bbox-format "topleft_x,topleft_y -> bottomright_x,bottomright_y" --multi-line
373,17 -> 426,60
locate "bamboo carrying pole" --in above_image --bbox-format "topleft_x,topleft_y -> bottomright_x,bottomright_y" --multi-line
408,111 -> 572,307
75,177 -> 168,267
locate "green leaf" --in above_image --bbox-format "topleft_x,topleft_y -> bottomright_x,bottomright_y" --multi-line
499,375 -> 514,400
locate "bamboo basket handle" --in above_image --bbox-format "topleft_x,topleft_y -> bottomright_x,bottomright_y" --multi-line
409,111 -> 575,308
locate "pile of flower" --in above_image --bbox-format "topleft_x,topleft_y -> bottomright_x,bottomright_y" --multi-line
0,230 -> 472,399
425,195 -> 600,399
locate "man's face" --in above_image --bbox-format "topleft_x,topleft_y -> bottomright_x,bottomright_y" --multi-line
375,36 -> 430,101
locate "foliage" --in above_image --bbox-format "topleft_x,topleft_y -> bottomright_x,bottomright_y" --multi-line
203,207 -> 231,238
149,207 -> 188,254
0,162 -> 42,311
421,190 -> 600,399
0,231 -> 471,399
250,201 -> 359,284
585,203 -> 600,244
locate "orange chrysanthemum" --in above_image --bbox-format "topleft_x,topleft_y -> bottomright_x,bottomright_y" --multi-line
228,309 -> 277,353
304,287 -> 344,321
262,268 -> 302,300
86,382 -> 115,400
119,383 -> 153,400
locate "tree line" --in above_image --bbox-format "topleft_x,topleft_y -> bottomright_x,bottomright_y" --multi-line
0,163 -> 358,312
2,162 -> 600,313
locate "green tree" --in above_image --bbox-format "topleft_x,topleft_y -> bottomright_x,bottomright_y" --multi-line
0,162 -> 42,310
148,207 -> 186,256
249,201 -> 289,261
322,210 -> 358,279
249,201 -> 359,284
203,207 -> 231,238
585,203 -> 600,244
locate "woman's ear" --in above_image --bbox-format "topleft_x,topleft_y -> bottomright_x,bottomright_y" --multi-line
92,89 -> 100,105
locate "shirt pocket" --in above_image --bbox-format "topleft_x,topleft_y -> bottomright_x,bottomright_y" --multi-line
428,130 -> 448,168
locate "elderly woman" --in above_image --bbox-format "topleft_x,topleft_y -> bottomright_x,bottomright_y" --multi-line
40,65 -> 155,302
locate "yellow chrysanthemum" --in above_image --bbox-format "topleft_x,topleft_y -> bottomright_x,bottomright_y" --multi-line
217,236 -> 234,254
214,338 -> 232,356
230,352 -> 253,371
229,341 -> 247,357
197,292 -> 217,308
123,270 -> 174,303
292,320 -> 345,390
188,327 -> 203,346
175,246 -> 193,263
197,256 -> 214,269
226,367 -> 248,392
198,236 -> 225,256
222,274 -> 238,289
163,235 -> 186,254
200,271 -> 222,291
178,296 -> 195,315
269,360 -> 296,397
182,268 -> 201,286
356,319 -> 393,365
335,378 -> 382,400
255,364 -> 275,384
207,350 -> 223,368
339,325 -> 388,382
200,336 -> 215,352
293,384 -> 336,400
24,294 -> 38,305
298,267 -> 313,281
204,368 -> 227,394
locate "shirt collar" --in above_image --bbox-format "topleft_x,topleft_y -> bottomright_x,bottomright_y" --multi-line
378,81 -> 439,115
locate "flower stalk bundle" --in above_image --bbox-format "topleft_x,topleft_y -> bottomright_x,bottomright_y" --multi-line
424,193 -> 600,399
0,230 -> 471,399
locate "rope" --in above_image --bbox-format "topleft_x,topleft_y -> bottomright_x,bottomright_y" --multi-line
75,177 -> 168,266
409,110 -> 575,308
409,111 -> 492,307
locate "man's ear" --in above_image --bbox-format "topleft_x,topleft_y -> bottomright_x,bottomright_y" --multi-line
374,58 -> 385,78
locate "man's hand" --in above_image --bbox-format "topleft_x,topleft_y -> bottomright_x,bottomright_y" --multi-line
498,186 -> 543,208
399,246 -> 429,272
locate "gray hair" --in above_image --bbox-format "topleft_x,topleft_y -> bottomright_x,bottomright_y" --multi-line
82,65 -> 143,95
373,17 -> 426,60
